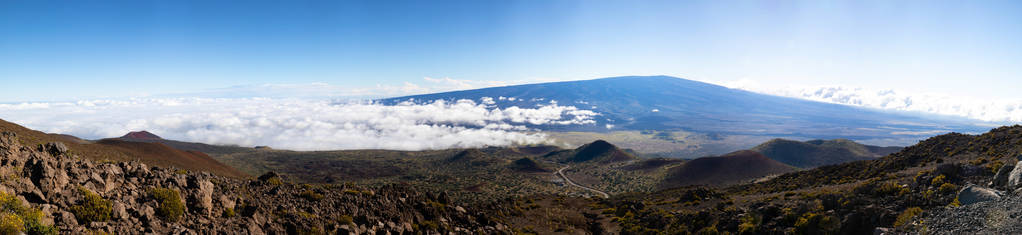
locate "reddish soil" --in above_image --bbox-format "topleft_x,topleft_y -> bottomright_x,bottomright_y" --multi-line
120,131 -> 162,140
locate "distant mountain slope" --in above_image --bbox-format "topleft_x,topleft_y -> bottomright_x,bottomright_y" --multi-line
118,131 -> 251,155
211,146 -> 570,200
381,75 -> 988,143
510,157 -> 550,173
659,150 -> 797,188
94,139 -> 250,178
751,138 -> 902,168
543,140 -> 638,163
0,119 -> 249,178
121,130 -> 162,140
445,149 -> 509,167
620,157 -> 686,171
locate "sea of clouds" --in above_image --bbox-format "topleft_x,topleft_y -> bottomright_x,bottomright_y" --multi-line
721,82 -> 1022,123
0,97 -> 597,151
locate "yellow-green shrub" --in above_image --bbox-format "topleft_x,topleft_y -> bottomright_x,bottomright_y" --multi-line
298,190 -> 324,201
989,161 -> 1005,174
0,191 -> 56,235
939,183 -> 958,194
70,187 -> 111,224
0,213 -> 23,234
337,215 -> 354,225
930,175 -> 946,186
222,207 -> 235,217
695,225 -> 719,235
738,214 -> 759,235
894,207 -> 923,227
794,212 -> 839,234
149,188 -> 185,222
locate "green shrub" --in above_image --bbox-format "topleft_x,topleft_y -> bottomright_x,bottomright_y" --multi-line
930,175 -> 946,186
854,180 -> 907,197
938,183 -> 958,194
0,191 -> 56,235
70,187 -> 111,224
222,207 -> 235,217
894,207 -> 923,227
298,190 -> 324,201
794,212 -> 839,234
0,213 -> 23,235
149,188 -> 185,222
337,215 -> 354,225
738,214 -> 760,235
296,211 -> 317,219
989,161 -> 1005,174
24,218 -> 56,235
695,225 -> 719,235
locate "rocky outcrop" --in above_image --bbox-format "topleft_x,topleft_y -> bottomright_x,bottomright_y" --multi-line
956,184 -> 1002,206
0,131 -> 509,234
1007,162 -> 1022,190
990,161 -> 1015,189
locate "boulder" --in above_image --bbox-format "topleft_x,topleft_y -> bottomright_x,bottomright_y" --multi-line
58,211 -> 78,227
990,161 -> 1016,189
247,219 -> 266,235
0,132 -> 17,151
187,178 -> 215,216
140,205 -> 156,223
1007,163 -> 1022,189
956,184 -> 1002,205
41,142 -> 68,156
111,201 -> 128,220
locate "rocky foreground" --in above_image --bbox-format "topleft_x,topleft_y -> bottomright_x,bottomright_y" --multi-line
925,194 -> 1022,234
922,157 -> 1022,234
0,132 -> 510,234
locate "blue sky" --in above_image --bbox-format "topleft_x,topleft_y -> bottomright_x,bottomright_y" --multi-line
2,0 -> 1021,102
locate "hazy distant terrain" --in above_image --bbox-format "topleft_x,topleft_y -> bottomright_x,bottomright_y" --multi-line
751,138 -> 902,168
382,76 -> 991,157
545,130 -> 774,158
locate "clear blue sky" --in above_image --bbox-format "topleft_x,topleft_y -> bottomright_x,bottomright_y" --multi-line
2,0 -> 1021,102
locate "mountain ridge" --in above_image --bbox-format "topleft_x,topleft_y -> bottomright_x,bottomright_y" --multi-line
121,131 -> 162,140
659,150 -> 798,188
751,138 -> 903,168
380,75 -> 988,146
0,119 -> 249,178
543,140 -> 638,163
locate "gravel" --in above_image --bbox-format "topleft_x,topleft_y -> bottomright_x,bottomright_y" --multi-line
924,193 -> 1022,234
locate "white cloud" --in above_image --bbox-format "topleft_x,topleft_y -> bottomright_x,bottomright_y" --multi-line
721,82 -> 1022,123
480,97 -> 496,105
0,97 -> 598,151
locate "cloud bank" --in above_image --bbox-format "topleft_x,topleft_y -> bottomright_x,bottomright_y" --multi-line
0,98 -> 597,151
721,81 -> 1022,123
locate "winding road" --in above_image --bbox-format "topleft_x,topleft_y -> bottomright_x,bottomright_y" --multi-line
556,165 -> 610,198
